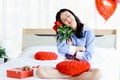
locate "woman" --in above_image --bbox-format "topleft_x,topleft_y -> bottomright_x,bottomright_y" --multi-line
56,9 -> 94,62
36,8 -> 101,80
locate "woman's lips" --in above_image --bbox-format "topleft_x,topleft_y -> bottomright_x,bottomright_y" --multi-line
68,21 -> 72,25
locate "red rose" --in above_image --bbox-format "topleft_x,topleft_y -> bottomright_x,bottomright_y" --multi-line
55,21 -> 62,26
53,21 -> 62,31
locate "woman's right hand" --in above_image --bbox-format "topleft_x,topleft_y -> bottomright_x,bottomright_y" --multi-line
76,46 -> 86,52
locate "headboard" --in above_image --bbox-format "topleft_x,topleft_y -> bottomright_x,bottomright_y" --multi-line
22,28 -> 119,51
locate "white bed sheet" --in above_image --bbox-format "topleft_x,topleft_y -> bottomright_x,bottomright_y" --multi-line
0,46 -> 120,80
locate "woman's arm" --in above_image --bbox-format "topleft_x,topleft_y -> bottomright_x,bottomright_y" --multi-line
67,38 -> 86,52
76,30 -> 95,61
57,35 -> 76,57
76,46 -> 86,52
57,35 -> 69,56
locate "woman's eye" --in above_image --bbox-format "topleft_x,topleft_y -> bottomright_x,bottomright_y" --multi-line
67,15 -> 70,18
63,19 -> 66,22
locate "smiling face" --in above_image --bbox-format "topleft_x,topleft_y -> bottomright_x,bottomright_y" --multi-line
60,11 -> 77,31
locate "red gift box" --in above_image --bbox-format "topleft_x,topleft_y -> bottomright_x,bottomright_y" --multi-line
7,68 -> 34,79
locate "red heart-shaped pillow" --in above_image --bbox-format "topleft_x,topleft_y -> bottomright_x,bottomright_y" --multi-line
56,60 -> 90,76
34,51 -> 58,60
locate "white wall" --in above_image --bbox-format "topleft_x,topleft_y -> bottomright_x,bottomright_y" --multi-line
0,0 -> 120,58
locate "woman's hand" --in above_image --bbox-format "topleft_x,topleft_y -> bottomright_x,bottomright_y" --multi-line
67,38 -> 86,52
67,38 -> 73,45
76,46 -> 86,52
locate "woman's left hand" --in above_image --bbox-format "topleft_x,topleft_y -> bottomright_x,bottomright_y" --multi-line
67,38 -> 73,45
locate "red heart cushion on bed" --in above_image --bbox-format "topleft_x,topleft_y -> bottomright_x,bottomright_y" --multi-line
56,60 -> 90,76
34,51 -> 58,60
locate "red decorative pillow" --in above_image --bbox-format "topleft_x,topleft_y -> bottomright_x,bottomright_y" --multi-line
56,60 -> 90,76
34,51 -> 58,60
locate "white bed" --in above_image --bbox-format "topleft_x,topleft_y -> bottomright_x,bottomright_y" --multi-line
0,29 -> 120,80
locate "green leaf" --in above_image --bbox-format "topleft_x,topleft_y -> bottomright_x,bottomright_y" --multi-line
57,25 -> 73,43
0,47 -> 6,58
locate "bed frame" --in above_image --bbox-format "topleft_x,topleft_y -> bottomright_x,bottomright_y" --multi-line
22,28 -> 119,51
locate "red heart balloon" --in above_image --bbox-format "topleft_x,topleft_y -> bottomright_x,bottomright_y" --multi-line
116,0 -> 120,3
95,0 -> 117,21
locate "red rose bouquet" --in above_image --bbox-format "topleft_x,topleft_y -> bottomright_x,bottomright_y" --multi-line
53,21 -> 73,43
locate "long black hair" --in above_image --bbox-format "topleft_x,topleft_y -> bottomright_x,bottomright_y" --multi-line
56,8 -> 84,38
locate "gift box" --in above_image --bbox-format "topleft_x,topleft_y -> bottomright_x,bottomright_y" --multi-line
7,68 -> 34,79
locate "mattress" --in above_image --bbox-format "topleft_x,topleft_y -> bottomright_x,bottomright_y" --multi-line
0,46 -> 120,80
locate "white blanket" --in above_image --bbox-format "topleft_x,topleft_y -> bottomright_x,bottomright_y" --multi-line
0,46 -> 120,80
